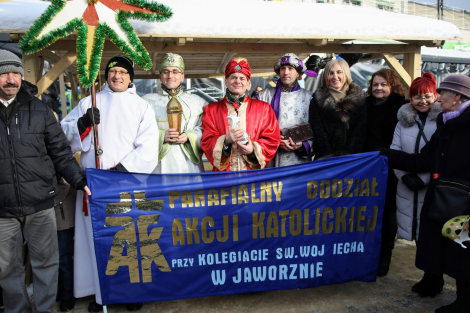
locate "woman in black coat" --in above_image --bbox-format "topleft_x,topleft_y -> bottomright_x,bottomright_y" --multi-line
363,69 -> 406,278
309,59 -> 366,159
383,74 -> 470,313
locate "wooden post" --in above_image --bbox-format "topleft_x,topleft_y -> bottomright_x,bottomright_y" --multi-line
59,73 -> 67,119
22,53 -> 38,85
403,51 -> 421,82
71,74 -> 80,108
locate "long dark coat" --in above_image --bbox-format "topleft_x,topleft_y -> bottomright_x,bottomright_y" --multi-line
308,82 -> 366,159
388,106 -> 470,281
363,93 -> 405,213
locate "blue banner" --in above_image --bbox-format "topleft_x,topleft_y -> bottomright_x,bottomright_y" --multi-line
87,152 -> 388,305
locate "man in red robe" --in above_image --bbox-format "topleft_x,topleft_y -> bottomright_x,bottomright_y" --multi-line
202,57 -> 280,171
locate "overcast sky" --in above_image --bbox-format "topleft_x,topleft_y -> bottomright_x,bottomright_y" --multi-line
441,0 -> 470,10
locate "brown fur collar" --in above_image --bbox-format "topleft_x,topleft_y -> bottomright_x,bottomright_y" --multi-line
314,82 -> 365,123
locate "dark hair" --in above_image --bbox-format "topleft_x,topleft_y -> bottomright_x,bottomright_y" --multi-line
367,68 -> 405,97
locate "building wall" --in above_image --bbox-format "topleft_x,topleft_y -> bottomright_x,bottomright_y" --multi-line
408,1 -> 470,31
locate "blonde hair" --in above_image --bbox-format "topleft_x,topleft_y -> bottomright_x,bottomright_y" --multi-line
321,59 -> 352,88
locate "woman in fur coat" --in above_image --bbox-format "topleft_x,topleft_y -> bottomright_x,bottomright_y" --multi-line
308,59 -> 366,159
391,74 -> 440,243
391,74 -> 444,299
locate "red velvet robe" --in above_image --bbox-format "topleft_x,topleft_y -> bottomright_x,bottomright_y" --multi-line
202,96 -> 280,172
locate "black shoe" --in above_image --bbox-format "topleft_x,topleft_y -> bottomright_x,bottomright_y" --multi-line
60,298 -> 76,312
88,299 -> 103,312
435,300 -> 458,313
412,273 -> 444,298
125,303 -> 143,311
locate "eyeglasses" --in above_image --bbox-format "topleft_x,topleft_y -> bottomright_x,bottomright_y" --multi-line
161,70 -> 183,75
108,69 -> 129,76
412,94 -> 434,102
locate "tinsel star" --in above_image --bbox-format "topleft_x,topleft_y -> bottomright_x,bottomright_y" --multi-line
20,0 -> 172,87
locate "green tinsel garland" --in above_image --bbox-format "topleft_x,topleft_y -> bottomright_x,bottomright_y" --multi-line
76,23 -> 107,87
20,0 -> 173,87
20,0 -> 81,54
123,0 -> 173,21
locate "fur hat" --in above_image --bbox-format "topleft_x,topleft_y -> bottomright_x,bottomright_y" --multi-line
105,55 -> 134,82
0,49 -> 23,77
274,53 -> 306,75
437,74 -> 470,99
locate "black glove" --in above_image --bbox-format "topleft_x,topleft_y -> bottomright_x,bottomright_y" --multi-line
77,108 -> 100,135
379,147 -> 390,157
402,173 -> 425,192
76,178 -> 88,192
110,163 -> 128,172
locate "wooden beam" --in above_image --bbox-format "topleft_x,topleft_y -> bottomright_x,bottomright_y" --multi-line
216,52 -> 237,74
35,51 -> 77,96
37,51 -> 77,73
46,40 -> 423,54
176,37 -> 186,46
399,40 -> 440,47
382,52 -> 411,87
263,76 -> 276,87
307,39 -> 328,46
22,53 -> 39,85
59,73 -> 68,119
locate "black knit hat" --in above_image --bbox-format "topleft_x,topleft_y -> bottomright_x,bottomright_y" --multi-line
105,55 -> 134,82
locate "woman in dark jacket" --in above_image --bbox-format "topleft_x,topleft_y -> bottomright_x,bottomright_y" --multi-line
363,69 -> 406,277
383,74 -> 470,313
309,58 -> 366,159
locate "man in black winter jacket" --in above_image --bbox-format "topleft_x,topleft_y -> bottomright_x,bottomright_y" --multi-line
0,49 -> 90,313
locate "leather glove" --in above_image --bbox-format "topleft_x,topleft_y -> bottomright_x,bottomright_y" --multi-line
110,163 -> 128,172
77,108 -> 100,135
402,173 -> 425,192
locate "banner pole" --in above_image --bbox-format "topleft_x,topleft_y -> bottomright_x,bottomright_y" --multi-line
103,305 -> 108,313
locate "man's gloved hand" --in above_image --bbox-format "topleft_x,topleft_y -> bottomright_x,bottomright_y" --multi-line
402,173 -> 425,192
77,108 -> 100,135
379,147 -> 390,157
76,178 -> 91,196
110,163 -> 128,172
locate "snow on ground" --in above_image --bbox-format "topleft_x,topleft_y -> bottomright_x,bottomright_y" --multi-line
0,0 -> 462,41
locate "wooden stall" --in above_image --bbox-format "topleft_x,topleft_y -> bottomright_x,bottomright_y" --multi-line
0,0 -> 463,109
